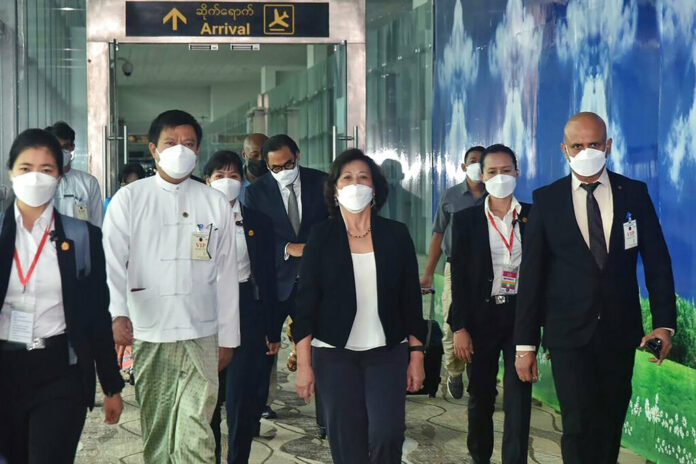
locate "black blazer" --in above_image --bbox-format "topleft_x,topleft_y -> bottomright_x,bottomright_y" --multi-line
0,207 -> 124,408
292,214 -> 427,348
240,205 -> 281,342
245,166 -> 328,302
449,202 -> 531,335
514,171 -> 677,350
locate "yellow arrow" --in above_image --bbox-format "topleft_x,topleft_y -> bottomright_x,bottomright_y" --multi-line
163,8 -> 187,31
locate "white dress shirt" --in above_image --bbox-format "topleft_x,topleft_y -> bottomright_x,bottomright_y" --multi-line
312,252 -> 387,351
485,196 -> 523,296
102,174 -> 240,347
275,172 -> 303,221
0,203 -> 66,341
232,201 -> 251,283
571,168 -> 613,251
54,168 -> 104,227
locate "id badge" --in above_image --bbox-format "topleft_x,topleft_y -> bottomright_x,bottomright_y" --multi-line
192,224 -> 212,261
623,219 -> 638,250
8,309 -> 34,345
74,200 -> 89,221
500,265 -> 519,295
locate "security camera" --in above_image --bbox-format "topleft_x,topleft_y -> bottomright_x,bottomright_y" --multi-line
117,58 -> 134,77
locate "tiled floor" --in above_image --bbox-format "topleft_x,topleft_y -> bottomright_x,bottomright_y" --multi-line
76,343 -> 649,464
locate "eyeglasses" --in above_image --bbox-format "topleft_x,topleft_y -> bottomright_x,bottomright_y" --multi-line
268,159 -> 296,174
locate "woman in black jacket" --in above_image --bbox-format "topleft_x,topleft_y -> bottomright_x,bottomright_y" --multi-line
0,129 -> 124,464
293,148 -> 426,464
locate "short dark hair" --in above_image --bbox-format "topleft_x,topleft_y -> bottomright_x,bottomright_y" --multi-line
480,144 -> 518,170
325,148 -> 388,216
261,134 -> 299,161
46,121 -> 75,144
7,128 -> 64,175
147,110 -> 203,147
464,145 -> 485,162
119,162 -> 146,184
203,150 -> 243,179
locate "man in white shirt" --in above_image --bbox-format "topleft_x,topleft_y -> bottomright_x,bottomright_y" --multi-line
103,110 -> 240,464
46,121 -> 104,227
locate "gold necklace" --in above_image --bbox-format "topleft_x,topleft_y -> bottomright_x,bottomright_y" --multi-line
348,227 -> 372,239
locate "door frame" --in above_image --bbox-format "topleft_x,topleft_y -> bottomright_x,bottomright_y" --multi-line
86,0 -> 365,194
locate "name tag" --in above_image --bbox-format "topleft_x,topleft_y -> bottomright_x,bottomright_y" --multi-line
500,265 -> 519,295
74,200 -> 89,221
192,224 -> 212,261
623,219 -> 638,250
9,310 -> 34,345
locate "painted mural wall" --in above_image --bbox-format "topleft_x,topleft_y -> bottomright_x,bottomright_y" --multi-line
432,0 -> 696,462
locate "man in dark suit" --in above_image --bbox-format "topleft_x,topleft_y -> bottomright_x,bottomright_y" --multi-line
514,112 -> 677,464
245,134 -> 328,422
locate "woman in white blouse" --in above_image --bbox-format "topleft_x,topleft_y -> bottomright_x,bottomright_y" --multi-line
0,129 -> 123,463
293,148 -> 426,464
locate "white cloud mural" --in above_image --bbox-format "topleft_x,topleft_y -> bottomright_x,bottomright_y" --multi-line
556,0 -> 638,174
658,0 -> 696,187
488,0 -> 543,178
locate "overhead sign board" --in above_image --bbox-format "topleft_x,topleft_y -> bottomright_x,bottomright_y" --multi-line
125,2 -> 329,37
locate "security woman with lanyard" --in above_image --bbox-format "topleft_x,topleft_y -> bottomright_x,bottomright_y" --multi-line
449,144 -> 533,464
0,129 -> 124,464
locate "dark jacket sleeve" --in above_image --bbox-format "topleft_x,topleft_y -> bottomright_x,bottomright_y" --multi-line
448,211 -> 469,332
254,211 -> 281,343
514,190 -> 547,347
87,225 -> 125,396
291,225 -> 323,343
637,183 -> 677,332
397,223 -> 427,344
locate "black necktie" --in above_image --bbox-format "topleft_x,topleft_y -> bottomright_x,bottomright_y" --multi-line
580,182 -> 608,269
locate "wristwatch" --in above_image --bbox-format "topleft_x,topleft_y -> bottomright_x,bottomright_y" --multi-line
408,345 -> 426,353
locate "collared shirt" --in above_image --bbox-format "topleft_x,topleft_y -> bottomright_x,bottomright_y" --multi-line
275,172 -> 302,222
103,174 -> 240,347
433,181 -> 485,257
232,201 -> 251,283
485,196 -> 522,296
238,177 -> 251,206
0,203 -> 65,341
571,168 -> 613,251
54,168 -> 104,227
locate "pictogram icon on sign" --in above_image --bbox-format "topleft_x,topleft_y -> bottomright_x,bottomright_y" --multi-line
163,7 -> 187,31
264,4 -> 294,35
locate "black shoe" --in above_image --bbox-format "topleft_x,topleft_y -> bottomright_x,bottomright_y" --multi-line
316,426 -> 327,440
261,406 -> 277,419
447,374 -> 464,399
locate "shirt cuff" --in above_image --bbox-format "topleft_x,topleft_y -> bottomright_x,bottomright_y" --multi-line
284,243 -> 291,261
657,327 -> 675,336
516,345 -> 536,351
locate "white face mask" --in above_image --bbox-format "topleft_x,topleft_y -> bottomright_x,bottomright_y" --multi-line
484,174 -> 517,199
336,184 -> 374,214
270,164 -> 299,186
62,149 -> 73,167
156,145 -> 197,180
566,147 -> 606,177
210,178 -> 242,202
465,162 -> 482,182
11,172 -> 59,207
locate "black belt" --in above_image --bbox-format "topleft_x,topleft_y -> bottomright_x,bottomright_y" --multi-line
0,333 -> 68,352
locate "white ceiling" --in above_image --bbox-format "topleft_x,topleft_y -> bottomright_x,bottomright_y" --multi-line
116,43 -> 313,86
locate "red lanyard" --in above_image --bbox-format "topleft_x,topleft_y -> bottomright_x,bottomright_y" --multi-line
487,209 -> 517,257
13,213 -> 55,291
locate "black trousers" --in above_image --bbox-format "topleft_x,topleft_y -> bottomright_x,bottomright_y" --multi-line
467,302 -> 532,464
313,343 -> 408,464
0,342 -> 87,464
549,326 -> 636,464
211,282 -> 274,464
